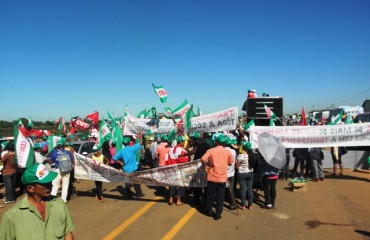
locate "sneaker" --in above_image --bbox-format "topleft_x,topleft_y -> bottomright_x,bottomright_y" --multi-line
135,193 -> 145,198
3,200 -> 15,204
213,214 -> 222,220
266,204 -> 272,209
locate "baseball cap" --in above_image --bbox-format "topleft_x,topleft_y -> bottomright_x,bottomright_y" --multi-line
161,135 -> 168,141
122,137 -> 131,145
190,131 -> 201,139
149,137 -> 154,141
176,135 -> 185,143
21,163 -> 58,185
33,143 -> 41,149
241,141 -> 252,150
216,134 -> 227,144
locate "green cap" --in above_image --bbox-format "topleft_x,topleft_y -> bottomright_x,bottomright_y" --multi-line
161,135 -> 168,141
21,163 -> 58,185
33,143 -> 41,149
190,131 -> 201,139
241,141 -> 252,150
122,137 -> 131,145
1,141 -> 9,150
216,134 -> 227,144
224,137 -> 232,146
176,135 -> 185,143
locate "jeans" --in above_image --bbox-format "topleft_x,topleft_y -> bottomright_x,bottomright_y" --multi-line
3,174 -> 16,201
225,176 -> 236,207
237,172 -> 254,207
95,181 -> 103,199
263,177 -> 277,206
169,186 -> 185,197
125,183 -> 143,197
206,181 -> 226,216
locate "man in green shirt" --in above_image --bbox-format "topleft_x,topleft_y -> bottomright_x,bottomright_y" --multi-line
0,163 -> 75,240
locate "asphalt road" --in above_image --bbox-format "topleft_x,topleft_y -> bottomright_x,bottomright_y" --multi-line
1,168 -> 370,240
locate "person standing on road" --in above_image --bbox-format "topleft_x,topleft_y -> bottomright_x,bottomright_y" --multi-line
91,146 -> 109,202
331,146 -> 345,176
259,154 -> 279,209
167,135 -> 189,206
113,131 -> 145,199
236,141 -> 255,210
201,134 -> 233,220
1,142 -> 18,205
0,163 -> 75,240
310,147 -> 325,182
49,140 -> 73,203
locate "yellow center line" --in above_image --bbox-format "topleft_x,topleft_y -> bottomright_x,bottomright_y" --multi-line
161,208 -> 197,240
103,196 -> 162,240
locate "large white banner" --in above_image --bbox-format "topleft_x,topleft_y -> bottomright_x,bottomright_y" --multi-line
249,123 -> 370,148
123,116 -> 176,135
123,107 -> 238,135
74,153 -> 207,187
187,106 -> 238,133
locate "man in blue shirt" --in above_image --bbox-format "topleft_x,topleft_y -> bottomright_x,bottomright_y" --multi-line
113,131 -> 145,199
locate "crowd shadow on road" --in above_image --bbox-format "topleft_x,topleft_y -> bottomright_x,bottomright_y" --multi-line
354,229 -> 370,238
324,174 -> 370,183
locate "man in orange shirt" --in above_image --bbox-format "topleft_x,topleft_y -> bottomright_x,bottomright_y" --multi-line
201,134 -> 233,220
155,135 -> 170,167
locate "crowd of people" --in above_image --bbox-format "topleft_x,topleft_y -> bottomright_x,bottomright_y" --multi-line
0,112 -> 367,238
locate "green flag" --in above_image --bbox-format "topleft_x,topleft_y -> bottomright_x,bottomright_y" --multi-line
152,83 -> 168,103
328,109 -> 344,125
98,118 -> 112,149
27,116 -> 33,128
137,108 -> 151,118
184,104 -> 194,131
172,99 -> 191,117
14,125 -> 34,167
242,119 -> 255,131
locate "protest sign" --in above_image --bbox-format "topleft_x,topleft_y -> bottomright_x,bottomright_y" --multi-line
249,123 -> 370,148
123,107 -> 238,135
74,153 -> 207,187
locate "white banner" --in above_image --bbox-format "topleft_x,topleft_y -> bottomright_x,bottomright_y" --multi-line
249,123 -> 370,148
74,153 -> 207,187
187,106 -> 238,133
123,107 -> 238,135
123,116 -> 176,135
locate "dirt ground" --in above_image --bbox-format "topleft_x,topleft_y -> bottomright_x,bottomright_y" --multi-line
1,168 -> 370,240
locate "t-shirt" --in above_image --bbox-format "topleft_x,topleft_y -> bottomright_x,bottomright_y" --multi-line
226,147 -> 236,177
237,153 -> 253,174
201,146 -> 233,183
156,142 -> 170,167
92,154 -> 105,164
113,143 -> 141,173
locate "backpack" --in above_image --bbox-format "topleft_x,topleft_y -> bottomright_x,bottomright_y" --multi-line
57,150 -> 72,173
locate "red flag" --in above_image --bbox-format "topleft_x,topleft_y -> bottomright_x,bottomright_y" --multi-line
86,111 -> 99,125
301,107 -> 307,126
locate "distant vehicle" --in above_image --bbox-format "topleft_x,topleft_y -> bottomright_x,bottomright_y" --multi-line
46,140 -> 96,157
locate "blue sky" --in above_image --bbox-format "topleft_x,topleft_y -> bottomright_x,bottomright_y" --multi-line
1,0 -> 369,121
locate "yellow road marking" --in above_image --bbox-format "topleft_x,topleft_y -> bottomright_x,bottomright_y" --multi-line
103,196 -> 162,240
161,208 -> 197,240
